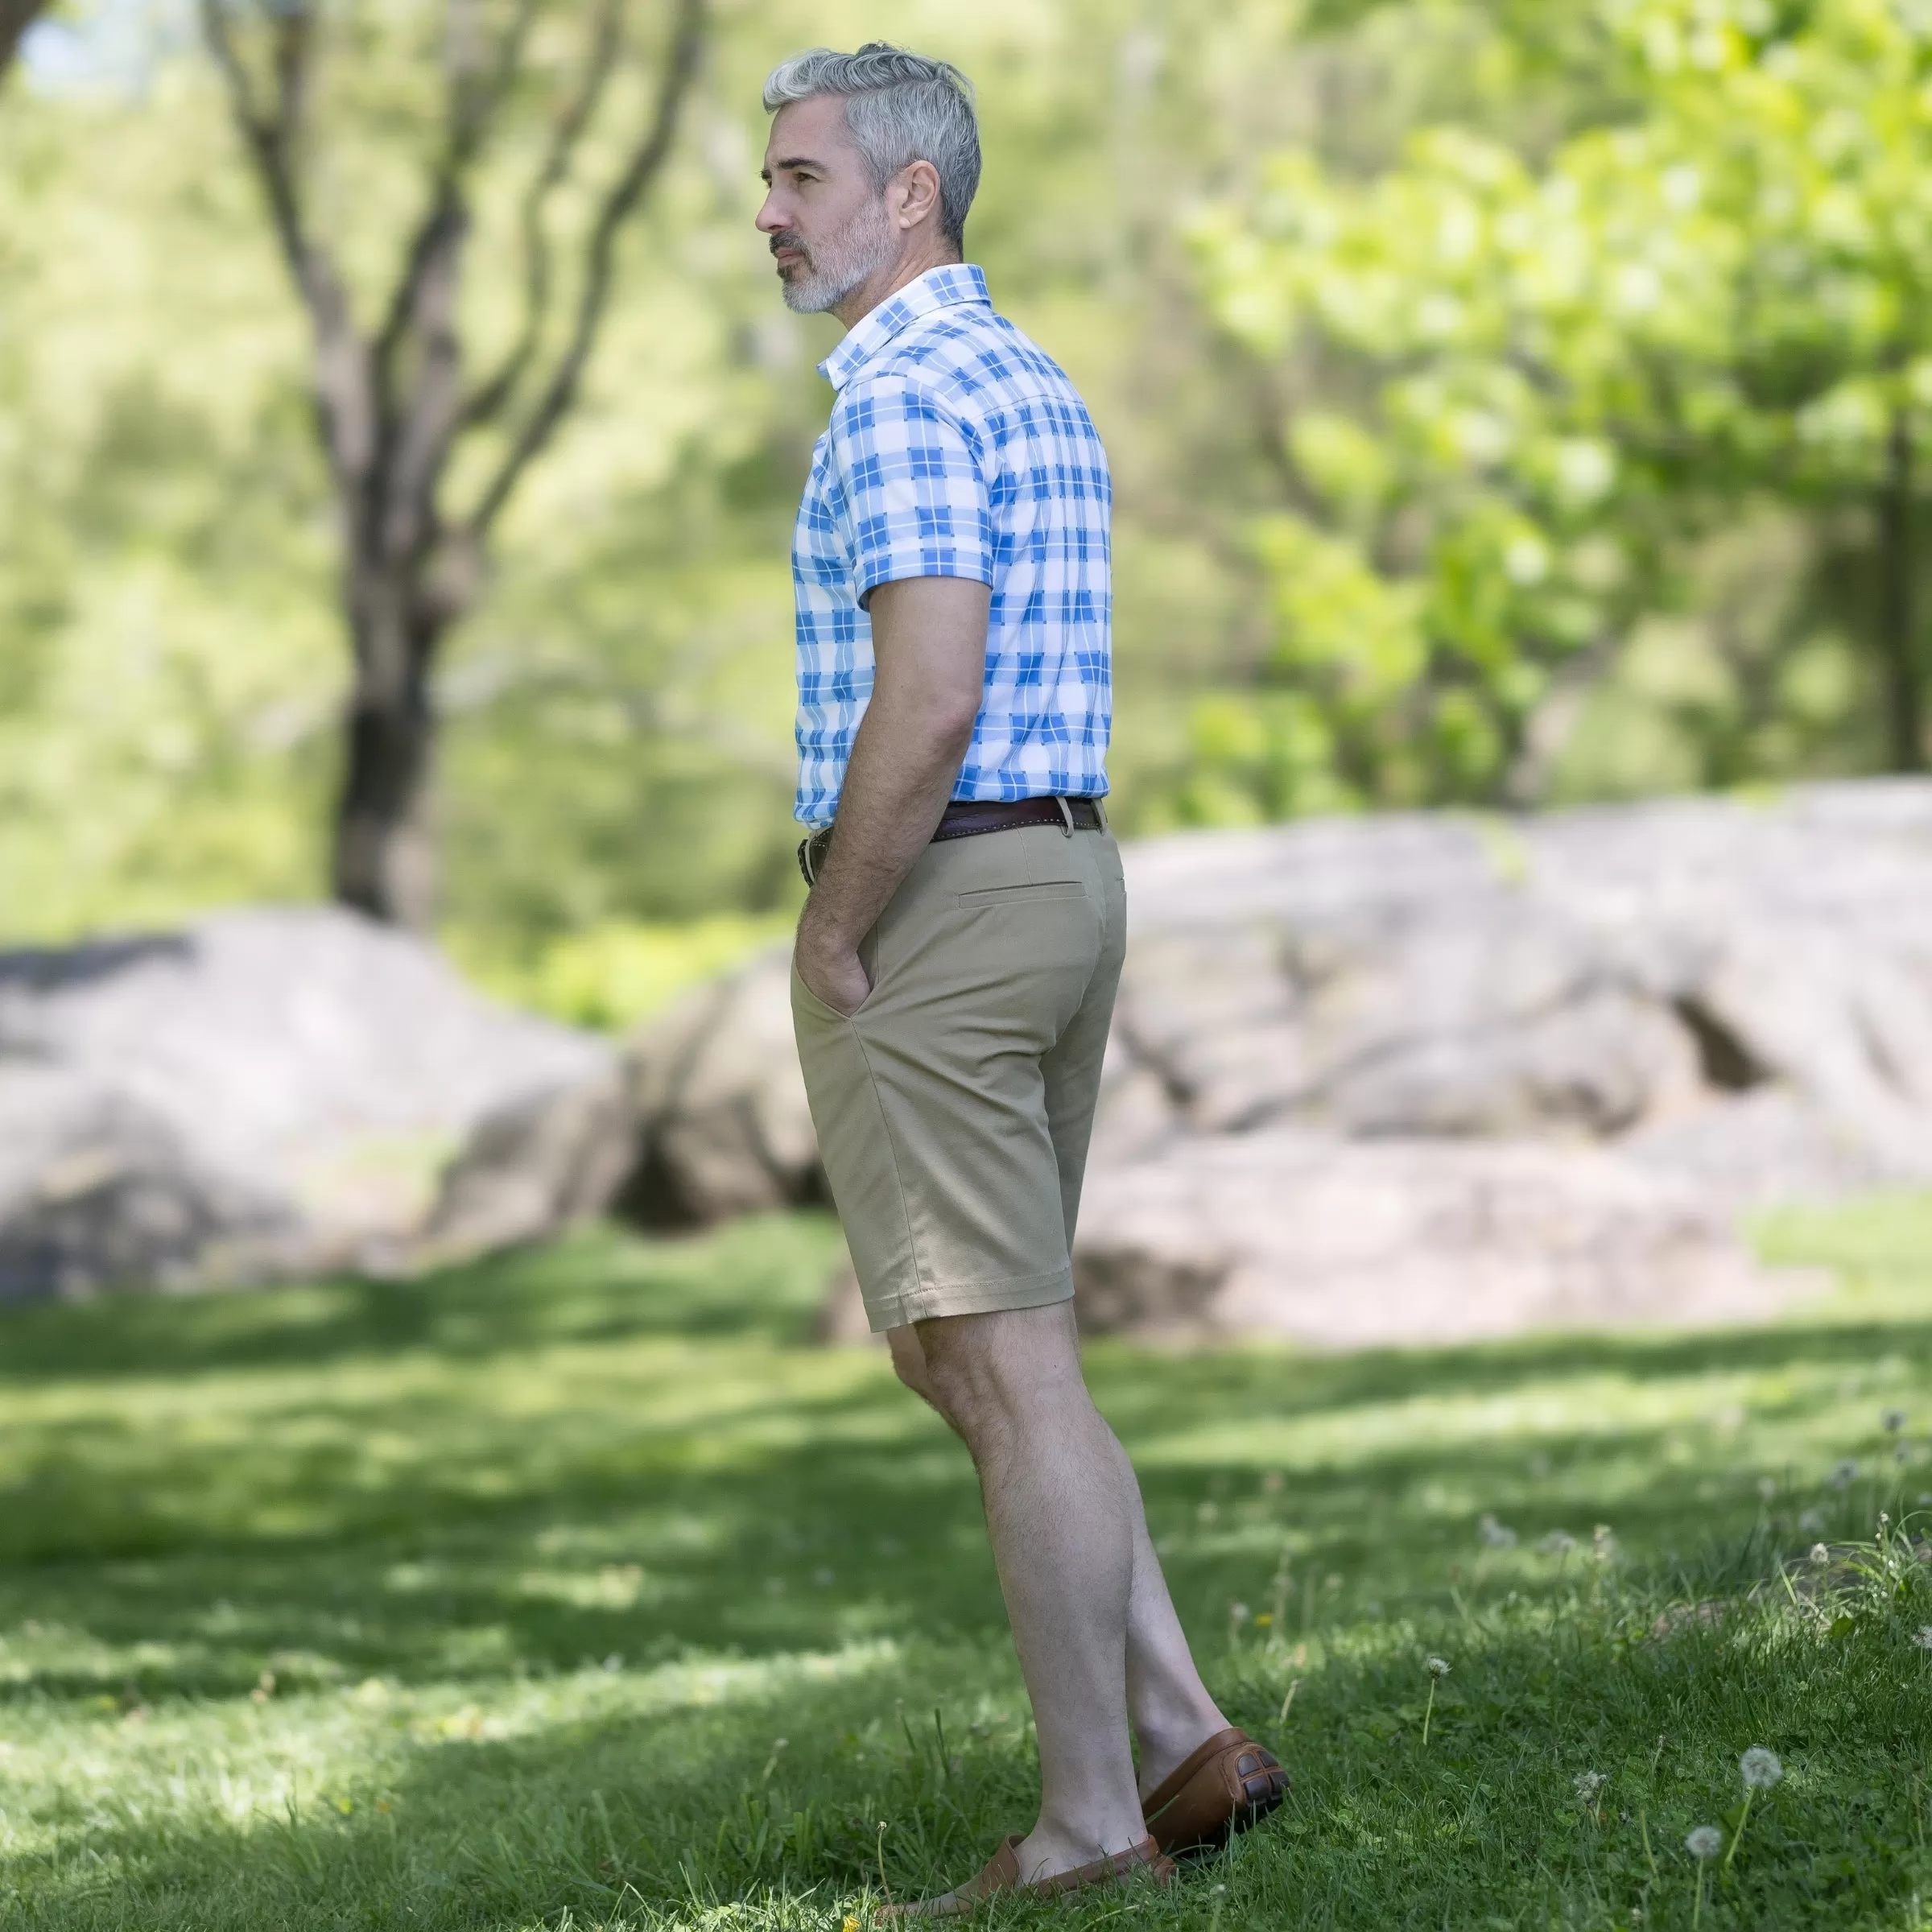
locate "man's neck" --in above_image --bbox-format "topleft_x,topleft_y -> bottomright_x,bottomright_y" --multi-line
832,243 -> 964,331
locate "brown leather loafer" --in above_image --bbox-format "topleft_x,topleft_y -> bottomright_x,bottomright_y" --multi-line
1141,1726 -> 1290,1856
879,1833 -> 1174,1919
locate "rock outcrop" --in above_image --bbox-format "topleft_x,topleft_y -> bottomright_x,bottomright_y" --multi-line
11,781 -> 1930,1344
647,782 -> 1932,1347
0,909 -> 613,1299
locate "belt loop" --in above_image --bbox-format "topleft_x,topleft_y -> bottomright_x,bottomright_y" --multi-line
1055,796 -> 1075,837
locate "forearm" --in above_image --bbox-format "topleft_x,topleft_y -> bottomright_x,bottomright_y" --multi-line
792,575 -> 990,1013
801,687 -> 972,947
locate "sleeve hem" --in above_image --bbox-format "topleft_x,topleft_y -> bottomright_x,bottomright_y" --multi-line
855,561 -> 997,610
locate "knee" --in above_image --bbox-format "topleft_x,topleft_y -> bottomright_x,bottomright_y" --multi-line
887,1326 -> 939,1406
916,1323 -> 1031,1445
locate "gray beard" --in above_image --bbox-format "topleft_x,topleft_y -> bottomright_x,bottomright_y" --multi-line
778,201 -> 900,315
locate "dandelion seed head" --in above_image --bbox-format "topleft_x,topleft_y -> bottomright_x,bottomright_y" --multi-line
1756,1476 -> 1777,1501
1809,1542 -> 1831,1565
1229,1600 -> 1251,1625
1831,1458 -> 1858,1489
1538,1530 -> 1579,1555
1740,1746 -> 1783,1790
1913,1625 -> 1932,1651
1478,1513 -> 1518,1548
1686,1825 -> 1724,1860
1426,1655 -> 1451,1677
1575,1770 -> 1607,1803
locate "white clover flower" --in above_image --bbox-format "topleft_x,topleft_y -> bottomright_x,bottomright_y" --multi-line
1831,1459 -> 1858,1490
1685,1826 -> 1724,1860
1426,1655 -> 1451,1677
1740,1747 -> 1783,1790
1575,1770 -> 1607,1804
1479,1513 -> 1518,1548
1883,1409 -> 1906,1433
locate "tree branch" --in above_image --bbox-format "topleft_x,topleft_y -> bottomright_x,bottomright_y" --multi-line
0,0 -> 50,88
371,0 -> 540,387
462,0 -> 626,430
200,0 -> 375,493
465,0 -> 703,536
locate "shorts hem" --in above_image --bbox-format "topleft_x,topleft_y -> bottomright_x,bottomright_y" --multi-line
863,1265 -> 1075,1333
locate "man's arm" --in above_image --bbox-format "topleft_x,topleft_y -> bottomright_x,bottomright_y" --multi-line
794,574 -> 991,1015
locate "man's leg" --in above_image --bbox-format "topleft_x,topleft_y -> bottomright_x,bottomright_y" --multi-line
892,1315 -> 1230,1815
914,1302 -> 1146,1876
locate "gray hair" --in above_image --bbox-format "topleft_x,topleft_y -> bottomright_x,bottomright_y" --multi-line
762,42 -> 981,250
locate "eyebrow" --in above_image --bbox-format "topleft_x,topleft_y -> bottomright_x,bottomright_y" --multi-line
761,154 -> 826,182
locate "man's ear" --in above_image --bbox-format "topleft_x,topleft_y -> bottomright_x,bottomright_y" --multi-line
894,158 -> 943,233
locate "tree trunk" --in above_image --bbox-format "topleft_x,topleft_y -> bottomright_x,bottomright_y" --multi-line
1878,403 -> 1926,773
331,567 -> 444,929
200,0 -> 704,928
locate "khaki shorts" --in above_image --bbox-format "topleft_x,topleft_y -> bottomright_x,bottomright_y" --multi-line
791,820 -> 1127,1332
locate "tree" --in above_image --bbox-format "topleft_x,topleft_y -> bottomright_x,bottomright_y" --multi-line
1189,0 -> 1932,814
200,0 -> 704,927
1,0 -> 50,87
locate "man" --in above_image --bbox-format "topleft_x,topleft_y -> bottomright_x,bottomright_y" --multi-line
756,43 -> 1287,1916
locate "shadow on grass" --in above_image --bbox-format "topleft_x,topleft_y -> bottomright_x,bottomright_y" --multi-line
9,1535 -> 1931,1931
0,1230 -> 1924,1697
0,1217 -> 844,1387
2,1211 -> 1930,1926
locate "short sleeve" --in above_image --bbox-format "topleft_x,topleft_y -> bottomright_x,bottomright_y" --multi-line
825,377 -> 994,606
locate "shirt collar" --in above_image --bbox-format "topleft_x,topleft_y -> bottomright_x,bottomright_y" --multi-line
817,263 -> 990,391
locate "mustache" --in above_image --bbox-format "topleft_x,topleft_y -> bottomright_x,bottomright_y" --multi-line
769,230 -> 809,258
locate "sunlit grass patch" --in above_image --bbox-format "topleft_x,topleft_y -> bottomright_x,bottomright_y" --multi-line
1,1203 -> 1930,1927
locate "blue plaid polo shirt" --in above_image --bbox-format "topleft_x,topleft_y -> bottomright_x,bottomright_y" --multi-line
791,263 -> 1113,828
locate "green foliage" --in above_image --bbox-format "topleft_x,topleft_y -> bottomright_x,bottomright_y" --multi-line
8,2 -> 1932,948
459,912 -> 793,1033
1,1202 -> 1931,1926
1190,0 -> 1932,815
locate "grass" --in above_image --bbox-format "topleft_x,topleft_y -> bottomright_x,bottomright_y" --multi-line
1,1203 -> 1930,1930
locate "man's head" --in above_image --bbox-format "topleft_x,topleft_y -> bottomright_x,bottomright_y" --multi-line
757,43 -> 981,318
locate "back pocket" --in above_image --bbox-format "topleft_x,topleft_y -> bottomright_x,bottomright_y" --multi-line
954,881 -> 1088,909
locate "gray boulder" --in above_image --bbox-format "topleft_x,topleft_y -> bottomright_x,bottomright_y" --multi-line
0,908 -> 613,1299
637,781 -> 1932,1348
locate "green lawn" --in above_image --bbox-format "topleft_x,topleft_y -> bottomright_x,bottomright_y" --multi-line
2,1203 -> 1930,1930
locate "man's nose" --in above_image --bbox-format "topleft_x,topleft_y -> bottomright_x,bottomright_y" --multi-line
754,191 -> 786,233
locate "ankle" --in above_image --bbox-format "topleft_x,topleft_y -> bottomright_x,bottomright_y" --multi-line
1020,1807 -> 1149,1876
1134,1705 -> 1231,1790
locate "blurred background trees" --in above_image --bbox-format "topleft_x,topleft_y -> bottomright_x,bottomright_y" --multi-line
199,0 -> 704,929
2,0 -> 1928,1010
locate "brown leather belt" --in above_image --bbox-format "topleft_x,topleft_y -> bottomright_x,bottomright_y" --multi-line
798,795 -> 1105,887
